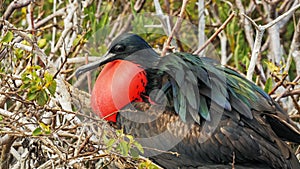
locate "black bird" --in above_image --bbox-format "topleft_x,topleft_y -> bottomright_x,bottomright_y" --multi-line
76,33 -> 300,169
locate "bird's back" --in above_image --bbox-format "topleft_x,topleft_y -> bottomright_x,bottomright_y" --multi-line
116,53 -> 300,169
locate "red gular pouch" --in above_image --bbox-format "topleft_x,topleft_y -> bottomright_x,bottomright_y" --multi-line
91,60 -> 148,122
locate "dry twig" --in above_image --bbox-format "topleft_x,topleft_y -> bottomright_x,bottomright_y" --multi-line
193,12 -> 235,55
245,3 -> 300,80
161,0 -> 188,56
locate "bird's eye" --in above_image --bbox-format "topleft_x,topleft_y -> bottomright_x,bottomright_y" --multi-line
114,44 -> 125,53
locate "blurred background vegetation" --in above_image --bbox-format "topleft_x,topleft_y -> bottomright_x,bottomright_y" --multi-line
0,0 -> 300,168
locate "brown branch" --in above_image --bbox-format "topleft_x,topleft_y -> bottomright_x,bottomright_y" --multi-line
134,0 -> 146,12
193,12 -> 235,55
0,0 -> 32,29
78,134 -> 93,156
161,0 -> 188,56
291,95 -> 300,114
53,54 -> 68,79
272,88 -> 300,99
268,73 -> 288,95
0,136 -> 16,169
275,75 -> 300,101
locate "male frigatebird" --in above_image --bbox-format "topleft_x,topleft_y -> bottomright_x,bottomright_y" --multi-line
76,33 -> 300,169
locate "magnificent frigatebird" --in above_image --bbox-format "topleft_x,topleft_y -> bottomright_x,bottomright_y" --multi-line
76,33 -> 300,169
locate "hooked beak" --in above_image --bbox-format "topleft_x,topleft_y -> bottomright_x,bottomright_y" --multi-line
75,52 -> 116,78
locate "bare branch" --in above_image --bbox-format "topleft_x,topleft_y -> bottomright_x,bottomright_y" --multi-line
154,0 -> 172,39
0,0 -> 31,29
2,20 -> 51,69
95,0 -> 102,19
285,17 -> 300,75
161,0 -> 189,56
245,2 -> 300,80
275,75 -> 300,101
246,28 -> 265,80
236,0 -> 254,49
52,2 -> 78,55
197,0 -> 205,54
219,31 -> 228,65
263,3 -> 300,30
0,136 -> 15,169
193,12 -> 235,55
272,88 -> 300,99
278,0 -> 300,29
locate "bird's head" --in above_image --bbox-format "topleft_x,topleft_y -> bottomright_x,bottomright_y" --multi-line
75,33 -> 160,122
75,33 -> 159,78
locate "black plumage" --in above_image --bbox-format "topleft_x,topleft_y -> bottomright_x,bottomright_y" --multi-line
76,33 -> 300,169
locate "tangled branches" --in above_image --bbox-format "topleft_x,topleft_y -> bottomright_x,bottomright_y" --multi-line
0,71 -> 148,168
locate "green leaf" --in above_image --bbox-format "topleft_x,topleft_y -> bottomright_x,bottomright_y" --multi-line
14,48 -> 24,59
0,115 -> 3,121
37,38 -> 47,48
119,140 -> 129,156
47,80 -> 56,96
33,65 -> 42,70
27,91 -> 38,101
130,148 -> 139,158
30,85 -> 40,93
44,130 -> 51,134
264,78 -> 273,94
39,122 -> 51,134
139,160 -> 159,169
106,138 -> 116,150
133,141 -> 144,154
32,127 -> 43,136
31,71 -> 39,80
116,129 -> 124,137
1,31 -> 13,43
44,71 -> 53,82
130,0 -> 137,16
265,61 -> 280,73
126,134 -> 134,143
20,83 -> 30,90
36,90 -> 48,106
22,76 -> 31,84
72,35 -> 83,46
99,12 -> 109,28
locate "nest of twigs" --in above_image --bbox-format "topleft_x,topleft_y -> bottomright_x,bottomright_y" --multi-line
0,71 -> 150,168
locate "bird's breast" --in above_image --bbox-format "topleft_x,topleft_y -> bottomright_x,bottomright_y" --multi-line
91,60 -> 147,122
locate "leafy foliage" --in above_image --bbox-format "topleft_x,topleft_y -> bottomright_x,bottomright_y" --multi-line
32,122 -> 51,136
104,129 -> 144,158
1,31 -> 14,43
20,66 -> 56,106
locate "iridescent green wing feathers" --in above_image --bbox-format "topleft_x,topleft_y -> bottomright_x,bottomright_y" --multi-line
156,52 -> 275,124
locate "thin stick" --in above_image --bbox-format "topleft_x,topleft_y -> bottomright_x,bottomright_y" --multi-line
275,75 -> 300,102
0,0 -> 31,30
263,3 -> 300,30
193,12 -> 235,55
246,28 -> 264,80
161,0 -> 188,56
268,73 -> 288,95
